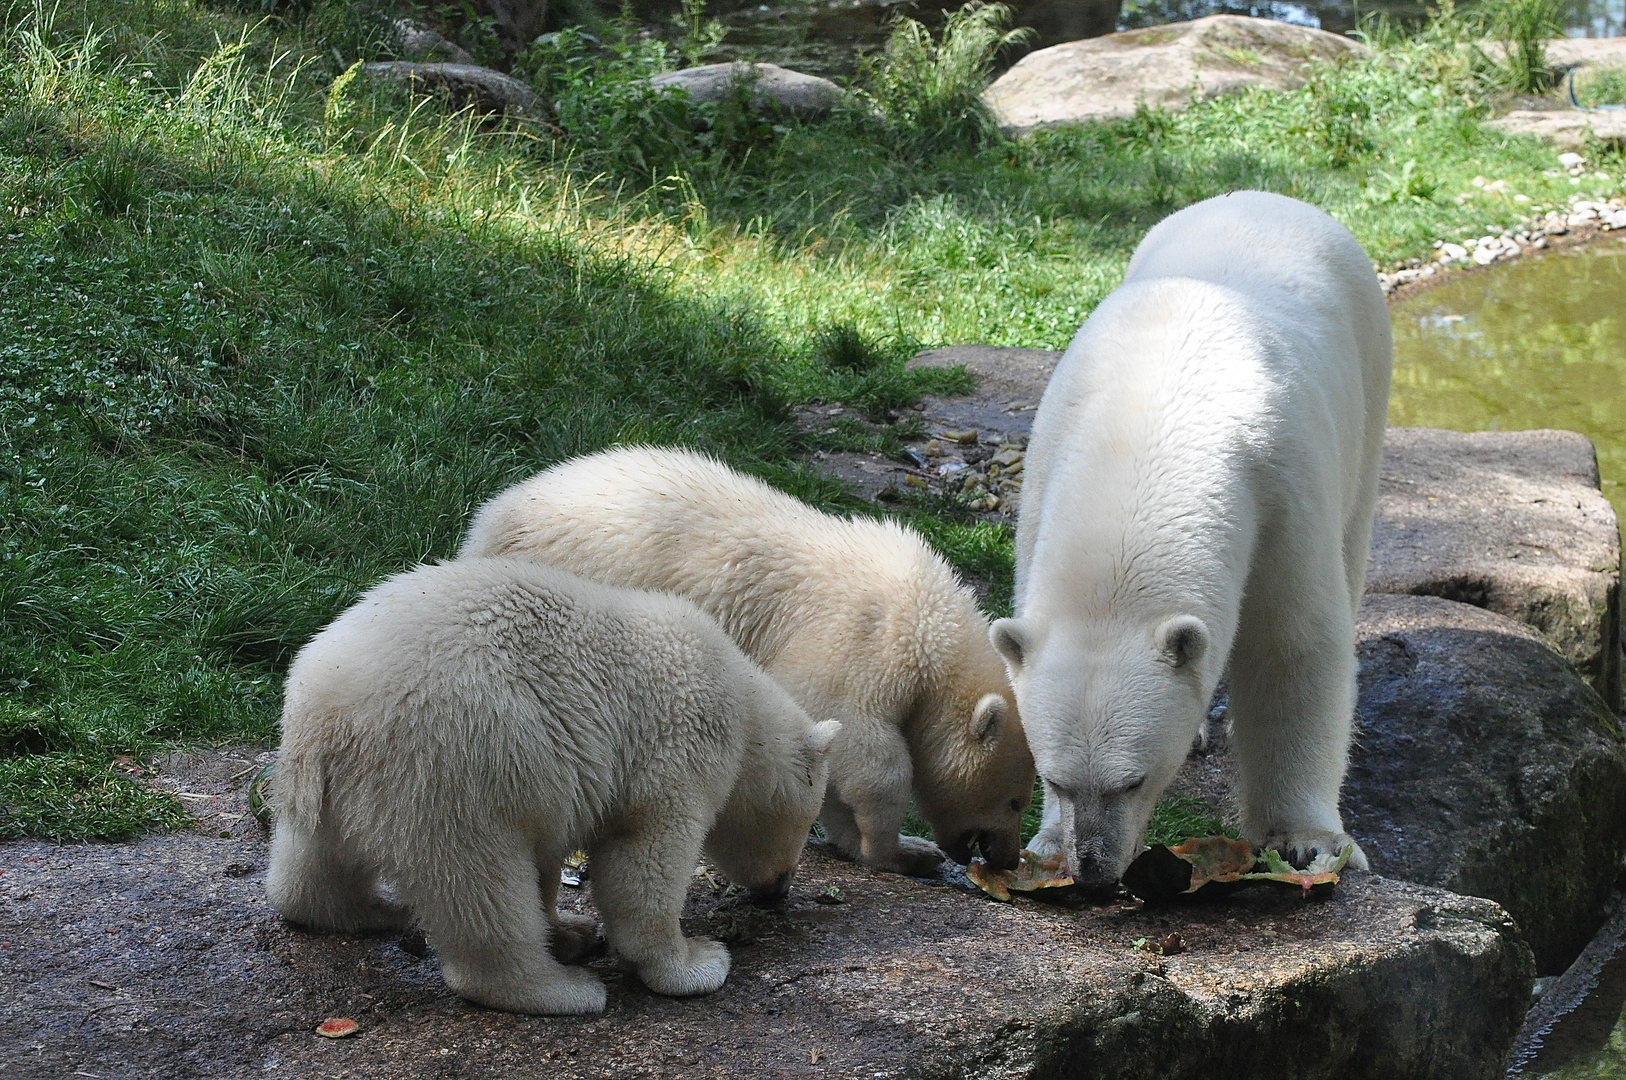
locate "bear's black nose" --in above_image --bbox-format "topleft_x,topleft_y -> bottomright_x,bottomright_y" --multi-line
1070,852 -> 1121,894
978,830 -> 1020,872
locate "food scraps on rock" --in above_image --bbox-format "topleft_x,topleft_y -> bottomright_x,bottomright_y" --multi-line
968,849 -> 1075,902
315,1017 -> 360,1038
1121,837 -> 1353,903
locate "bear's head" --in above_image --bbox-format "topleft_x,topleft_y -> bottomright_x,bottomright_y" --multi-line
990,612 -> 1212,891
705,680 -> 841,904
912,678 -> 1034,873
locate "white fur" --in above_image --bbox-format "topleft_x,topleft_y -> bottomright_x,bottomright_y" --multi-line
265,558 -> 838,1015
459,447 -> 1035,877
994,191 -> 1390,888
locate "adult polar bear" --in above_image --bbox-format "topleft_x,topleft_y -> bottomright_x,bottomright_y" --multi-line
994,191 -> 1390,890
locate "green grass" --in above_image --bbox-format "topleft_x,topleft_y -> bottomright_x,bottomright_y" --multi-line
0,0 -> 1621,840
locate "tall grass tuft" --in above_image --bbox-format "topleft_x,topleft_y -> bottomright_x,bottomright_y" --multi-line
861,1 -> 1031,155
1483,0 -> 1563,93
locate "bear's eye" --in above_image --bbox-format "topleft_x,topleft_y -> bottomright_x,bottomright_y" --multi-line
1009,798 -> 1023,812
1123,777 -> 1146,794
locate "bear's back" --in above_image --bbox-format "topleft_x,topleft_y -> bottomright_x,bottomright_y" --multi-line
282,558 -> 744,831
462,447 -> 958,670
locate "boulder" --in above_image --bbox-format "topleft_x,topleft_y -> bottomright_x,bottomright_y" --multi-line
1486,109 -> 1626,150
650,62 -> 843,119
1347,594 -> 1626,973
1,755 -> 1535,1080
1176,594 -> 1626,975
388,19 -> 478,65
1488,37 -> 1626,72
359,62 -> 549,119
1367,428 -> 1622,710
983,15 -> 1368,136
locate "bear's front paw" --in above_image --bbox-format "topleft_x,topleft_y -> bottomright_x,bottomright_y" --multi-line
640,938 -> 732,997
446,957 -> 607,1016
873,835 -> 946,878
549,912 -> 601,964
1262,830 -> 1368,871
1024,821 -> 1066,860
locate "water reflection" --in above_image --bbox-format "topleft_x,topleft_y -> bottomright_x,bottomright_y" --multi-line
1388,236 -> 1626,532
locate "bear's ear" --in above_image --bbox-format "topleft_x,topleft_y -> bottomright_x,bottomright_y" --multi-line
1156,615 -> 1209,669
970,693 -> 1008,743
989,618 -> 1032,670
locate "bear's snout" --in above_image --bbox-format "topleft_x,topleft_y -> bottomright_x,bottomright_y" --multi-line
1069,851 -> 1121,894
977,831 -> 1020,872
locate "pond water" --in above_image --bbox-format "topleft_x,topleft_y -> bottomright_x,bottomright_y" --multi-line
1388,235 -> 1626,533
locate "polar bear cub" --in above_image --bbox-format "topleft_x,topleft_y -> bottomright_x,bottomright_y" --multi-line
459,447 -> 1035,877
994,191 -> 1390,890
266,557 -> 839,1015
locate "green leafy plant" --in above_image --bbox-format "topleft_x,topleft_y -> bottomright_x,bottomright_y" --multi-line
1572,63 -> 1626,108
673,0 -> 726,69
1363,158 -> 1440,205
860,1 -> 1031,155
1481,0 -> 1562,93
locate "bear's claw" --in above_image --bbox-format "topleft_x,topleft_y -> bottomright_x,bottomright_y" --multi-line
1261,830 -> 1369,872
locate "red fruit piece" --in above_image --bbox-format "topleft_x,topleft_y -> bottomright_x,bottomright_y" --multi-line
316,1018 -> 360,1038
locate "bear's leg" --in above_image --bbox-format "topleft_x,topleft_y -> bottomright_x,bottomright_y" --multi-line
822,720 -> 944,876
1226,595 -> 1369,871
407,849 -> 607,1015
591,819 -> 731,997
1024,780 -> 1068,860
266,818 -> 411,933
538,857 -> 600,964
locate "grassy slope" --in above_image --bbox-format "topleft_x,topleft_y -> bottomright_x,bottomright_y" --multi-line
1,0 -> 1620,841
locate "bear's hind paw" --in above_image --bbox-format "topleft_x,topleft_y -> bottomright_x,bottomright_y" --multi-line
639,938 -> 732,997
454,964 -> 607,1016
875,835 -> 946,878
548,912 -> 602,964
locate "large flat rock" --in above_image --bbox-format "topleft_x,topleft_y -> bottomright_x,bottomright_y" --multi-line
2,778 -> 1534,1080
1486,109 -> 1626,151
984,15 -> 1367,136
1175,594 -> 1626,976
1368,428 -> 1622,709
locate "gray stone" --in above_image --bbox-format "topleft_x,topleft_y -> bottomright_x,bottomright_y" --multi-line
1485,110 -> 1626,151
0,750 -> 1534,1079
1347,595 -> 1626,973
1486,37 -> 1626,72
650,62 -> 843,119
984,15 -> 1368,136
388,19 -> 477,65
1175,595 -> 1626,975
1367,428 -> 1622,710
359,62 -> 549,119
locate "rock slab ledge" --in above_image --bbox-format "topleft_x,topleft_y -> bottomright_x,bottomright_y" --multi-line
3,818 -> 1533,1080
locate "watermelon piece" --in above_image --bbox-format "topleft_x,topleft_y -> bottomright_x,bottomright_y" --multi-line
316,1018 -> 360,1038
967,849 -> 1073,901
1124,837 -> 1351,901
